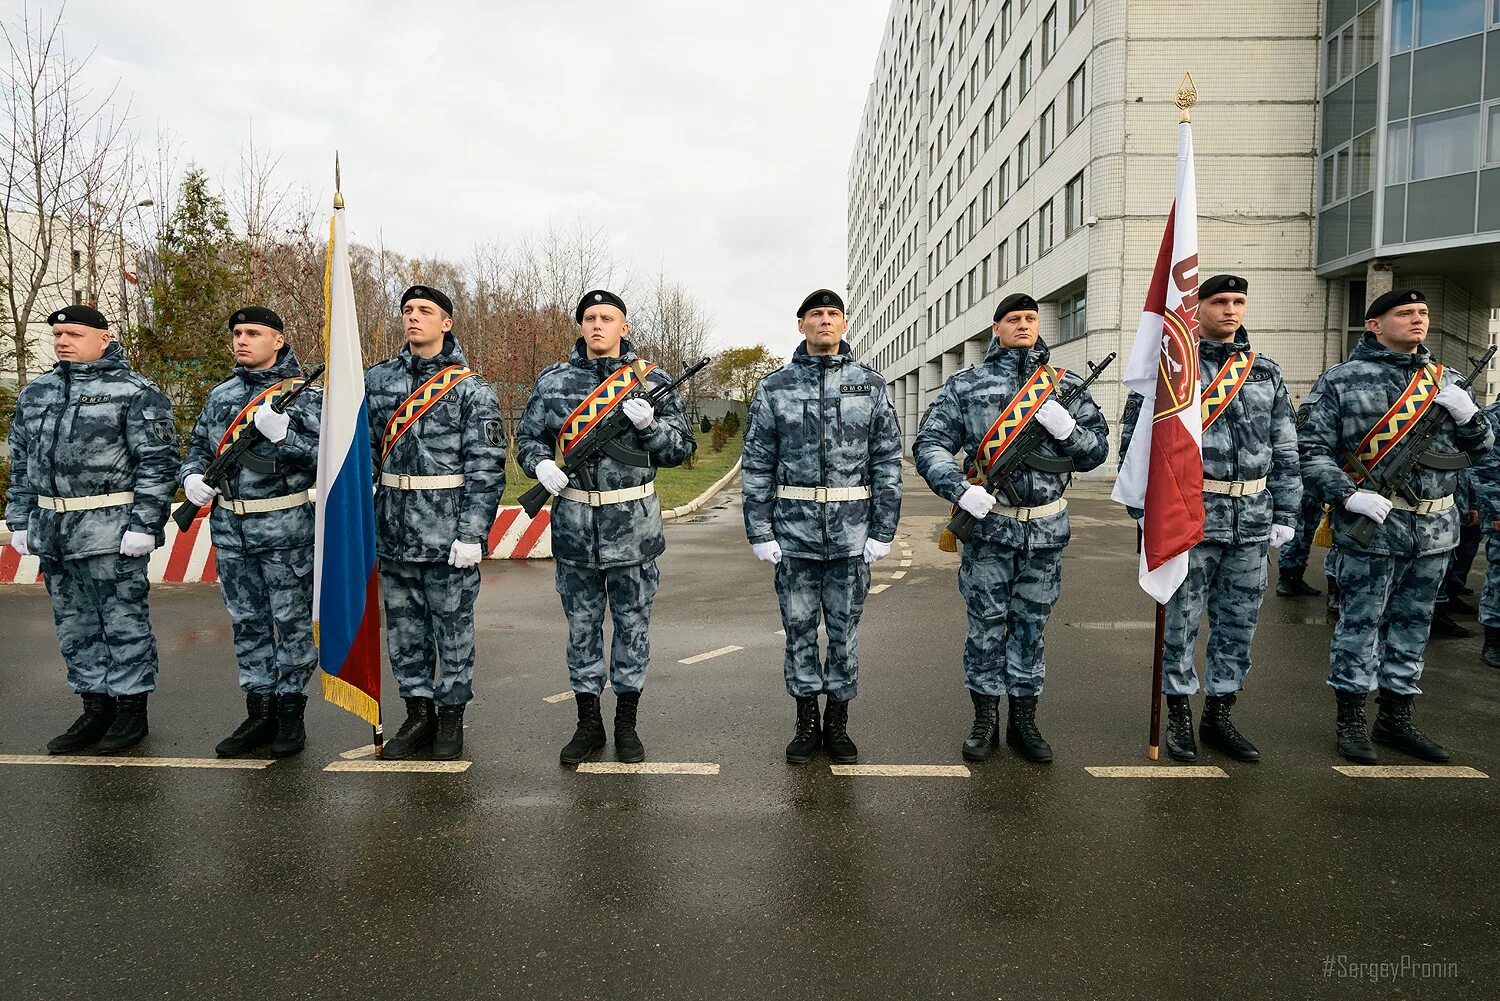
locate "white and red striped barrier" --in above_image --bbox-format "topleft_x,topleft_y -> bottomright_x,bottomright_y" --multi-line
0,504 -> 552,584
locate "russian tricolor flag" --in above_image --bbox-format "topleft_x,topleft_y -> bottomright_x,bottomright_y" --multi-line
315,191 -> 382,729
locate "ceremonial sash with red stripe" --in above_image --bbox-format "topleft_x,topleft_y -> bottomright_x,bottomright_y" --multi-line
559,362 -> 658,458
381,364 -> 477,461
216,378 -> 306,456
964,364 -> 1067,482
1343,363 -> 1445,485
1199,351 -> 1256,432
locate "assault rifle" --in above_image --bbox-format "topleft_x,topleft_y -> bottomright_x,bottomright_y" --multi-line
519,357 -> 712,518
172,365 -> 325,531
1339,346 -> 1494,548
946,352 -> 1116,545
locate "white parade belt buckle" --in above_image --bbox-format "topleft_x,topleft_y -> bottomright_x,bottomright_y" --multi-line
396,474 -> 414,490
588,489 -> 604,506
1014,506 -> 1033,523
813,486 -> 830,503
1227,481 -> 1247,498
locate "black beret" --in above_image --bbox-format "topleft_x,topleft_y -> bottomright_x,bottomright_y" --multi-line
1365,287 -> 1426,321
227,305 -> 284,332
1200,274 -> 1247,299
797,289 -> 845,318
576,289 -> 627,324
46,305 -> 108,329
994,293 -> 1039,322
402,285 -> 453,317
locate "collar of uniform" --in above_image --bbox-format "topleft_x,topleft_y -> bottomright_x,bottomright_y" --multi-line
1352,330 -> 1432,368
791,340 -> 852,366
1199,327 -> 1250,366
235,343 -> 302,385
57,340 -> 127,377
403,332 -> 465,373
982,335 -> 1051,372
570,335 -> 640,371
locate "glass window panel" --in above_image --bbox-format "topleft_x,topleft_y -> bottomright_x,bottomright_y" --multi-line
1358,2 -> 1383,66
1323,152 -> 1341,205
1405,171 -> 1478,238
1478,167 -> 1500,230
1324,80 -> 1355,147
1354,66 -> 1381,134
1318,203 -> 1351,262
1487,32 -> 1500,101
1388,120 -> 1411,181
1326,36 -> 1343,89
1341,25 -> 1357,78
1384,185 -> 1408,243
1393,0 -> 1415,51
1328,0 -> 1359,32
1353,131 -> 1376,191
1490,104 -> 1500,162
1349,190 -> 1375,251
1389,52 -> 1411,118
1410,105 -> 1481,178
1337,148 -> 1352,199
1416,0 -> 1484,47
1410,35 -> 1484,114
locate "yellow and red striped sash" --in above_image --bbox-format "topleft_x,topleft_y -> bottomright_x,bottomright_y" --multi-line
217,378 -> 306,456
380,364 -> 477,461
559,362 -> 657,458
1343,363 -> 1445,485
1199,351 -> 1256,432
968,364 -> 1066,480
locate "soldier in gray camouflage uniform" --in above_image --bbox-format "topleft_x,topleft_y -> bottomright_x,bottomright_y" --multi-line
914,293 -> 1109,763
365,286 -> 504,760
741,289 -> 903,764
4,305 -> 180,754
1298,288 -> 1493,764
516,289 -> 696,765
1470,402 -> 1500,668
1120,275 -> 1301,763
181,307 -> 321,758
1275,479 -> 1324,598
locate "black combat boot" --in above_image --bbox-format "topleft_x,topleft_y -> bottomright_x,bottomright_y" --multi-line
1430,608 -> 1471,639
1275,570 -> 1321,597
613,692 -> 645,763
431,704 -> 465,761
95,693 -> 149,755
1372,689 -> 1451,762
269,694 -> 307,758
216,692 -> 278,757
1005,695 -> 1053,763
1334,691 -> 1377,764
785,696 -> 821,764
962,691 -> 1001,762
1444,592 -> 1477,616
1164,695 -> 1196,762
1325,577 -> 1340,618
382,696 -> 436,760
1199,692 -> 1260,762
822,698 -> 858,764
46,693 -> 116,754
1483,626 -> 1500,669
560,692 -> 606,764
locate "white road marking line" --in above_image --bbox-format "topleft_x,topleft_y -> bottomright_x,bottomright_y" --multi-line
889,571 -> 907,580
339,745 -> 380,759
869,584 -> 891,594
1333,765 -> 1489,779
1086,765 -> 1229,778
0,753 -> 274,770
678,645 -> 743,665
544,681 -> 609,703
324,759 -> 471,774
775,629 -> 786,636
575,761 -> 720,775
899,559 -> 912,567
829,764 -> 970,778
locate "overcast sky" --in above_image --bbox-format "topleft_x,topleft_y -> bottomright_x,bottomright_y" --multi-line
46,0 -> 888,356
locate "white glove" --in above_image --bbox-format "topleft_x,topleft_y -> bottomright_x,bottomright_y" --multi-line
184,473 -> 219,507
622,398 -> 655,430
958,484 -> 996,519
1269,524 -> 1295,548
9,530 -> 28,556
253,405 -> 291,444
120,530 -> 156,557
448,539 -> 483,569
863,538 -> 891,564
751,540 -> 782,565
1033,399 -> 1077,440
535,459 -> 568,496
1344,490 -> 1393,524
1434,385 -> 1479,425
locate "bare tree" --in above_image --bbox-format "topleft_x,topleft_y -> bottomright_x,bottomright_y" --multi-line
634,269 -> 712,418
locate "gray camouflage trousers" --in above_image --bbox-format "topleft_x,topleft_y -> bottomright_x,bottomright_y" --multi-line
216,549 -> 317,696
40,554 -> 159,696
555,558 -> 660,695
773,556 -> 871,701
959,541 -> 1063,697
1162,541 -> 1269,696
379,559 -> 481,706
1478,535 -> 1500,627
1329,550 -> 1447,695
1278,491 -> 1322,574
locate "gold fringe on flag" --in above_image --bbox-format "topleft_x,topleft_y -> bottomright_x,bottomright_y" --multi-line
322,671 -> 380,726
1313,506 -> 1334,548
939,528 -> 959,552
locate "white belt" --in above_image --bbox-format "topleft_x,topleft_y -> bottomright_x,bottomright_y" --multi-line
379,472 -> 465,490
991,497 -> 1068,523
218,491 -> 311,515
1202,476 -> 1268,497
37,491 -> 134,513
559,482 -> 656,507
1388,494 -> 1455,515
775,485 -> 873,503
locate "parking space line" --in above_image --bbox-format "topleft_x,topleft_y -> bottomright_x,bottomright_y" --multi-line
1086,765 -> 1229,779
0,753 -> 274,770
679,645 -> 743,665
544,681 -> 609,704
339,745 -> 380,759
1333,765 -> 1488,779
324,759 -> 471,774
899,559 -> 912,567
869,584 -> 891,594
829,764 -> 970,778
575,762 -> 719,775
889,571 -> 907,580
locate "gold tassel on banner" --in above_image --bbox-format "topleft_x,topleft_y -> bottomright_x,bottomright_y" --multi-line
322,671 -> 381,727
1312,505 -> 1334,549
939,526 -> 959,552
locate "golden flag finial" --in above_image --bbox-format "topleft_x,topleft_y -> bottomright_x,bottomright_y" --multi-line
333,152 -> 344,210
1175,72 -> 1198,123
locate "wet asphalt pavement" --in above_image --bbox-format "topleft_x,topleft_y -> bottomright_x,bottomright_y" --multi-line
1,472 -> 1497,1000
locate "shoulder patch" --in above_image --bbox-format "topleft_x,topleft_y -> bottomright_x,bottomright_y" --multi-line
1295,402 -> 1312,428
841,385 -> 873,396
483,419 -> 504,446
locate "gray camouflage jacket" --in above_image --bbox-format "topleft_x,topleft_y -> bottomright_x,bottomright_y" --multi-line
5,341 -> 181,560
365,334 -> 505,563
741,340 -> 903,561
181,345 -> 320,556
1297,332 -> 1494,557
1464,403 -> 1500,529
515,337 -> 696,569
1119,328 -> 1302,544
914,336 -> 1108,551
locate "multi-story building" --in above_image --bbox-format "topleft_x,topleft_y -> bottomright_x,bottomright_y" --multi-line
849,0 -> 1497,455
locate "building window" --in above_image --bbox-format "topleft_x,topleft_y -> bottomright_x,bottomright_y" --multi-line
967,268 -> 978,305
1042,6 -> 1059,66
1064,172 -> 1085,234
1067,65 -> 1087,131
982,179 -> 995,220
966,198 -> 978,241
1038,200 -> 1055,256
1069,0 -> 1090,26
985,27 -> 997,71
1001,0 -> 1014,45
1057,289 -> 1087,343
981,254 -> 993,295
1001,76 -> 1014,124
71,249 -> 81,270
1387,121 -> 1410,181
1410,105 -> 1481,179
969,127 -> 981,165
1017,221 -> 1032,271
998,238 -> 1011,281
1395,0 -> 1488,50
1487,102 -> 1500,163
1000,157 -> 1013,203
1016,134 -> 1033,185
72,289 -> 82,305
1039,103 -> 1057,162
1019,45 -> 1034,97
984,102 -> 996,146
